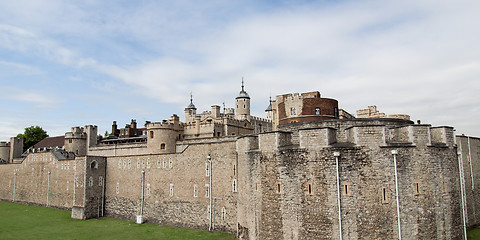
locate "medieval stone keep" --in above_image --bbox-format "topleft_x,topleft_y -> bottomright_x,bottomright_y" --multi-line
0,84 -> 478,240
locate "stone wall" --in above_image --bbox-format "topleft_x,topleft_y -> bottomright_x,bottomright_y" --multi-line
0,151 -> 76,209
457,135 -> 480,228
237,125 -> 463,240
103,138 -> 239,233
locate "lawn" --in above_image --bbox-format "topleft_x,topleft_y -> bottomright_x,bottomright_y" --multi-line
0,201 -> 235,240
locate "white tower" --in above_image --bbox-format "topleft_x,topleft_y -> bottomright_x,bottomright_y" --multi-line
235,79 -> 250,120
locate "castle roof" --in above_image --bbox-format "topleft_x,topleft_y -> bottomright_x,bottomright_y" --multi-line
236,79 -> 250,99
265,97 -> 272,112
33,136 -> 64,149
185,93 -> 196,110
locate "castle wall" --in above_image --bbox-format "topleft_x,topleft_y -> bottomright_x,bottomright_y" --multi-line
0,152 -> 77,210
0,142 -> 9,162
457,135 -> 480,228
237,127 -> 463,240
103,138 -> 239,233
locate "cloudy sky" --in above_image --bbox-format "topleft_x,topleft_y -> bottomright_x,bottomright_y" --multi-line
0,0 -> 479,140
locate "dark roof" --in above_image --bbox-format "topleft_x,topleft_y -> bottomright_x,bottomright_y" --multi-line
33,136 -> 65,149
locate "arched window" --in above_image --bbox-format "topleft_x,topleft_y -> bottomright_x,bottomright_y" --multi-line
315,107 -> 320,115
160,143 -> 166,150
90,160 -> 98,169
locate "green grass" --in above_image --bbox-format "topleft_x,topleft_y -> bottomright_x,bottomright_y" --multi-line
469,227 -> 480,240
0,201 -> 235,240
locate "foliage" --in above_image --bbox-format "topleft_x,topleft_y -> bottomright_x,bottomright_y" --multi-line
16,126 -> 48,152
0,201 -> 235,240
469,227 -> 480,239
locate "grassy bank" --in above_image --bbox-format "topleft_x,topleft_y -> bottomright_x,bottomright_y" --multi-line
0,201 -> 235,240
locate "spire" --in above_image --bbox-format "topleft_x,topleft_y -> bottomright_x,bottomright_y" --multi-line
265,96 -> 273,112
236,77 -> 250,99
185,91 -> 196,110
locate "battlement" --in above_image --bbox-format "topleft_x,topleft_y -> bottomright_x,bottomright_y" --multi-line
65,126 -> 87,139
0,141 -> 9,147
249,115 -> 271,122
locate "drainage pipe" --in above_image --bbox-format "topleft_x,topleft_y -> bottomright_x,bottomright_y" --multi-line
458,150 -> 468,240
392,150 -> 402,240
140,170 -> 145,217
468,137 -> 475,190
334,152 -> 343,240
208,154 -> 213,232
13,172 -> 17,202
101,177 -> 105,217
46,171 -> 51,207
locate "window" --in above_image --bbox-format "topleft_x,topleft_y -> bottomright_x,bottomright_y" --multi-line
69,139 -> 72,143
342,182 -> 351,196
169,184 -> 174,197
194,184 -> 198,198
334,107 -> 339,118
232,179 -> 238,192
276,182 -> 282,193
147,184 -> 151,196
137,160 -> 140,169
307,183 -> 313,195
442,180 -> 447,193
128,159 -> 131,169
89,176 -> 93,187
149,131 -> 154,138
206,162 -> 210,176
255,182 -> 259,191
205,184 -> 210,198
147,158 -> 150,168
243,104 -> 246,108
221,207 -> 226,221
160,143 -> 166,150
157,158 -> 161,168
99,176 -> 104,186
163,159 -> 166,168
169,159 -> 173,168
381,187 -> 388,203
116,182 -> 119,194
414,181 -> 421,195
315,107 -> 320,115
233,163 -> 236,176
118,159 -> 122,169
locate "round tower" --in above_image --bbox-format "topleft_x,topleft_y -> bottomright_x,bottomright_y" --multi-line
146,122 -> 178,154
0,142 -> 10,163
235,79 -> 250,120
184,93 -> 197,123
64,127 -> 87,156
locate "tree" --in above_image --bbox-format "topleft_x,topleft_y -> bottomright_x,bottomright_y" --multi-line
17,126 -> 49,152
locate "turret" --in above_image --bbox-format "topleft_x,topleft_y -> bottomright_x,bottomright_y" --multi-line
9,137 -> 23,162
235,79 -> 251,120
146,121 -> 180,154
0,141 -> 10,163
65,127 -> 87,156
184,93 -> 197,123
265,96 -> 274,122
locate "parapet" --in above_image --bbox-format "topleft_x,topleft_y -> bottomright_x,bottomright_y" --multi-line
299,127 -> 336,149
258,131 -> 293,151
0,141 -> 10,147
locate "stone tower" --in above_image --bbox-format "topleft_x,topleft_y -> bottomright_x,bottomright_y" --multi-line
184,93 -> 197,123
0,141 -> 9,163
9,137 -> 23,162
64,127 -> 87,156
235,79 -> 250,120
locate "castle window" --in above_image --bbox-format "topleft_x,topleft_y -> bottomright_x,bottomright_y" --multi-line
99,176 -> 103,186
128,159 -> 131,169
149,131 -> 154,138
160,143 -> 166,150
414,181 -> 421,195
157,158 -> 161,168
315,107 -> 320,115
89,176 -> 93,187
221,207 -> 226,221
205,184 -> 210,198
137,160 -> 140,169
255,182 -> 259,191
232,179 -> 238,192
163,159 -> 167,168
442,180 -> 447,193
334,107 -> 339,118
146,184 -> 150,196
169,159 -> 173,168
342,182 -> 351,196
307,182 -> 313,195
118,160 -> 122,169
276,182 -> 282,194
194,184 -> 198,198
91,160 -> 98,169
147,158 -> 150,168
116,182 -> 119,194
169,184 -> 174,197
69,139 -> 72,143
381,187 -> 388,203
243,104 -> 246,108
206,162 -> 210,177
233,163 -> 236,176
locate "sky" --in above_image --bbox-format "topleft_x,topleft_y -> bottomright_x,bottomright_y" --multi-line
0,0 -> 479,140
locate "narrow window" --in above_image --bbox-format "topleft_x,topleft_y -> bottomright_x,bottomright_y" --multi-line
169,159 -> 173,168
142,159 -> 145,169
149,131 -> 154,138
137,160 -> 140,169
98,176 -> 103,186
232,179 -> 238,192
255,182 -> 259,191
381,187 -> 388,203
147,158 -> 150,168
116,182 -> 119,194
205,184 -> 210,198
276,182 -> 282,193
233,163 -> 236,176
442,180 -> 447,193
118,159 -> 122,169
334,107 -> 339,118
89,176 -> 93,187
194,184 -> 198,198
414,181 -> 421,195
207,206 -> 211,220
169,184 -> 174,197
342,182 -> 351,196
206,162 -> 210,176
221,207 -> 226,221
307,183 -> 313,195
128,159 -> 131,169
315,107 -> 320,115
160,143 -> 166,150
147,184 -> 151,196
163,159 -> 167,168
157,158 -> 161,168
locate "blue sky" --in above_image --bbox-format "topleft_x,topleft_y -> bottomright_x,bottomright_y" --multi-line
1,0 -> 479,140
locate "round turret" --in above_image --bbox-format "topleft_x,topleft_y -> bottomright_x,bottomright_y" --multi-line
235,79 -> 251,120
146,122 -> 178,154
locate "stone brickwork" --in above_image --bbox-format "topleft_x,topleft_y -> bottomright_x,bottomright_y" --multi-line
237,123 -> 464,240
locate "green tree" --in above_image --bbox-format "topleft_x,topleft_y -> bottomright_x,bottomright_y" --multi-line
17,126 -> 49,152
